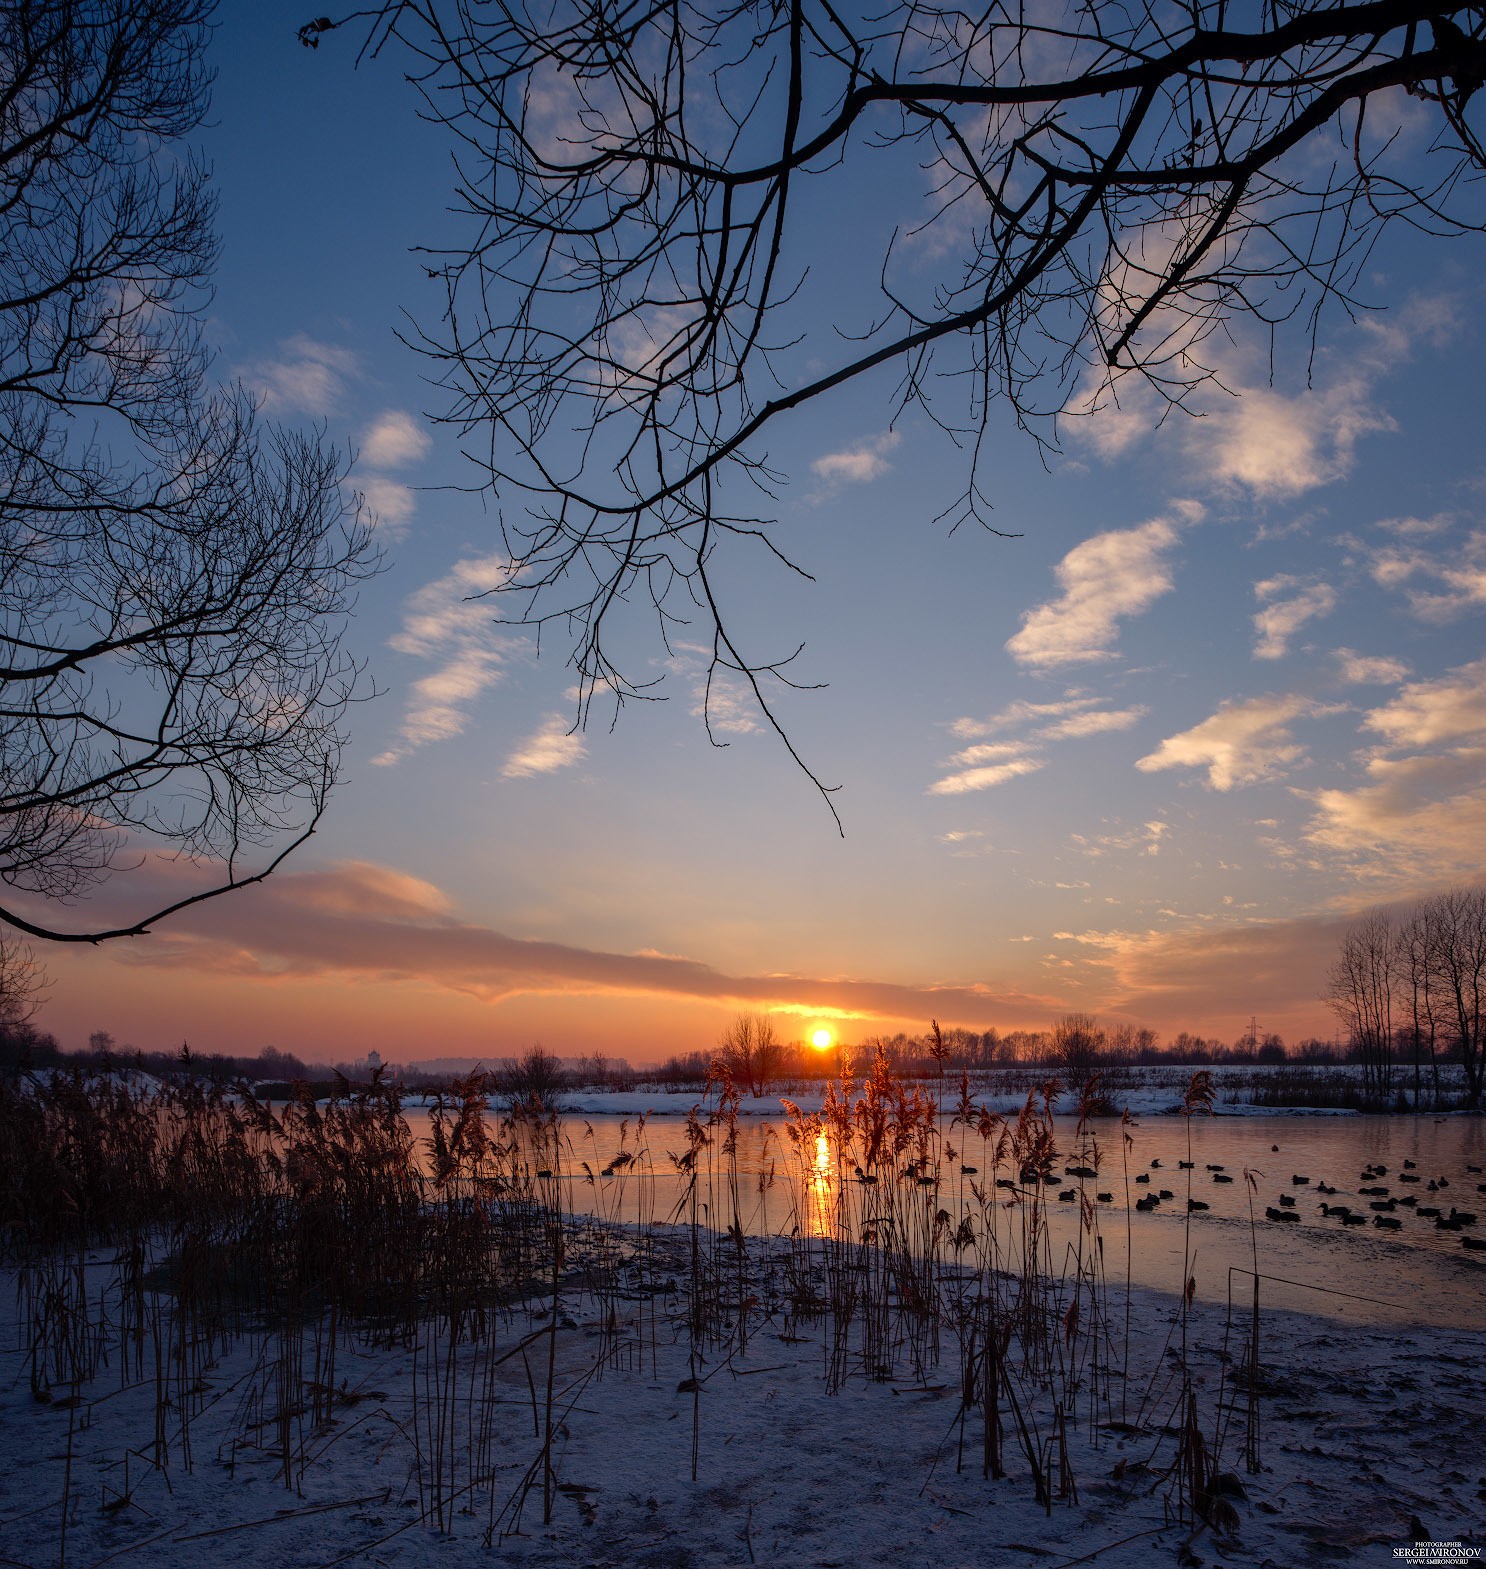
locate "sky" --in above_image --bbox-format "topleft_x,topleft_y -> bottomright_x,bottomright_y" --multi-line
32,4 -> 1486,1064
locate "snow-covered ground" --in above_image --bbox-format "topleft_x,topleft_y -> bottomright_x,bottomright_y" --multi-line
2,1225 -> 1482,1569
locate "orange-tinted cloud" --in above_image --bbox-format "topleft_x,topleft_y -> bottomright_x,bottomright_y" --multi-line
99,859 -> 1064,1032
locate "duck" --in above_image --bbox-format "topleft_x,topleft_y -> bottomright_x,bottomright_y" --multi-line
1374,1214 -> 1403,1231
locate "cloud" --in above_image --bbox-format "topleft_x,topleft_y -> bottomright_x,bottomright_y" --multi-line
1296,657 -> 1486,885
1072,294 -> 1459,503
1069,912 -> 1354,1030
1038,706 -> 1147,740
1334,648 -> 1410,685
1360,657 -> 1486,748
810,431 -> 901,487
247,334 -> 358,415
103,860 -> 1065,1025
1202,379 -> 1393,498
1251,575 -> 1337,659
950,697 -> 1099,739
502,715 -> 587,779
1006,511 -> 1192,669
358,476 -> 418,536
1364,527 -> 1486,622
933,694 -> 1147,794
1136,693 -> 1343,790
928,755 -> 1045,796
361,410 -> 432,469
373,553 -> 516,765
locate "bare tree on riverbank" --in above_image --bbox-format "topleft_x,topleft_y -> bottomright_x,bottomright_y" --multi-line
1329,888 -> 1486,1109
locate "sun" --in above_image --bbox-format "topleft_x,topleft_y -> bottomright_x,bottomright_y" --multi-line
811,1028 -> 833,1051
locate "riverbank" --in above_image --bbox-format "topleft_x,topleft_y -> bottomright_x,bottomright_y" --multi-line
1,1225 -> 1481,1569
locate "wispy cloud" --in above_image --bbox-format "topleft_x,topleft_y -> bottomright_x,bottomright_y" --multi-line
928,754 -> 1045,797
1363,526 -> 1486,622
1039,706 -> 1147,740
1251,574 -> 1337,659
246,334 -> 358,416
1136,693 -> 1343,790
810,431 -> 901,488
358,476 -> 418,534
934,693 -> 1147,794
373,553 -> 515,766
1006,510 -> 1194,669
951,697 -> 1100,739
1334,648 -> 1410,685
502,715 -> 587,779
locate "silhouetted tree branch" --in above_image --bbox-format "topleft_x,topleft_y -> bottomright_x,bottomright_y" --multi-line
2,1 -> 380,942
315,0 -> 1486,820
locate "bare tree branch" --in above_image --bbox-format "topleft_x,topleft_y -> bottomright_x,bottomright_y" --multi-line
316,0 -> 1486,816
2,1 -> 381,942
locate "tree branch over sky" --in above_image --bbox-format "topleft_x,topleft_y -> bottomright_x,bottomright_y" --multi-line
313,0 -> 1486,821
1,1 -> 380,943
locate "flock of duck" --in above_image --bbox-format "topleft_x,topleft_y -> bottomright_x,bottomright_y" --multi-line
986,1149 -> 1486,1254
1138,1152 -> 1483,1253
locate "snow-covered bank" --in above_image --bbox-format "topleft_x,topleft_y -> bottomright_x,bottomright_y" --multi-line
1,1233 -> 1481,1569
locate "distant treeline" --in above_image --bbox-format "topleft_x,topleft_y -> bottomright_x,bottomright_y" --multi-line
5,1008 -> 1458,1102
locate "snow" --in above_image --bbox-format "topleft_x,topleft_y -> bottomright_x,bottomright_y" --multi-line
3,1220 -> 1483,1568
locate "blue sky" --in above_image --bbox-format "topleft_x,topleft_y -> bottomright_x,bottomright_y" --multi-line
39,3 -> 1486,1063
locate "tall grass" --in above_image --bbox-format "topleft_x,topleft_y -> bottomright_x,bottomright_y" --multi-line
0,1053 -> 1253,1553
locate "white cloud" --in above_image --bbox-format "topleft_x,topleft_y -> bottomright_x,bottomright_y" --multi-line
1334,648 -> 1410,685
1038,705 -> 1147,740
502,715 -> 587,779
247,334 -> 358,415
361,410 -> 431,469
358,476 -> 418,537
949,741 -> 1030,766
1073,294 -> 1458,504
1362,657 -> 1486,748
928,755 -> 1046,796
1368,528 -> 1486,622
1006,511 -> 1193,669
950,696 -> 1098,739
810,431 -> 901,487
1136,693 -> 1343,791
1203,379 -> 1393,498
1251,575 -> 1337,659
373,553 -> 516,766
1297,655 -> 1486,884
931,695 -> 1145,794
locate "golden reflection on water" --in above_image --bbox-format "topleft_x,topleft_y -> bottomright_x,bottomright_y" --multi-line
804,1131 -> 837,1238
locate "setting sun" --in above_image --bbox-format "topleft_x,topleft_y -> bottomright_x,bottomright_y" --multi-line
811,1028 -> 832,1050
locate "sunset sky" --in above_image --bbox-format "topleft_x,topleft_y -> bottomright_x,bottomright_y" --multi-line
35,4 -> 1486,1065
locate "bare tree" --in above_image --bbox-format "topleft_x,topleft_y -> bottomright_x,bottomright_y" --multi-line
2,0 -> 379,943
1051,1011 -> 1106,1090
715,1011 -> 782,1097
1424,885 -> 1486,1109
1327,909 -> 1396,1105
1396,900 -> 1441,1107
312,0 -> 1486,811
0,934 -> 47,1033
